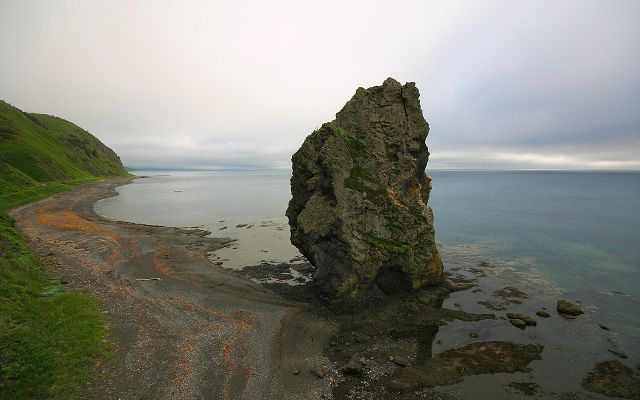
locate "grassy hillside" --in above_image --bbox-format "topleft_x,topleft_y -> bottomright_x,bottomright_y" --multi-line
0,100 -> 128,398
0,99 -> 128,194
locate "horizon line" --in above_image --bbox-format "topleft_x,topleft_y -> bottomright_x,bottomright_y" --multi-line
124,166 -> 640,173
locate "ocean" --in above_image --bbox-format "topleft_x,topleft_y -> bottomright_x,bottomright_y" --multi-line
94,169 -> 640,395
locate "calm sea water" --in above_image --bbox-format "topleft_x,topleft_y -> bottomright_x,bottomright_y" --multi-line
96,170 -> 640,289
95,169 -> 640,389
429,170 -> 640,299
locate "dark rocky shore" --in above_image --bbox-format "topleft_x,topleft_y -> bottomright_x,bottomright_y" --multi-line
232,249 -> 639,400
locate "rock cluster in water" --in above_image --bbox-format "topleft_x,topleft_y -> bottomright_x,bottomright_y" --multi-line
286,78 -> 443,307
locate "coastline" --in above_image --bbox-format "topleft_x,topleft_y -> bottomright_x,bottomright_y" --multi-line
10,178 -> 335,400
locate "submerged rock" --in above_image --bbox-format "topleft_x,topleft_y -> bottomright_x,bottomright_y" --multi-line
510,318 -> 527,329
387,341 -> 544,391
286,78 -> 443,306
506,382 -> 540,396
507,312 -> 537,326
536,310 -> 550,318
557,300 -> 584,317
583,360 -> 640,399
609,349 -> 629,359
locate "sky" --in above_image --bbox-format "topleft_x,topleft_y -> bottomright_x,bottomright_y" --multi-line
1,0 -> 639,170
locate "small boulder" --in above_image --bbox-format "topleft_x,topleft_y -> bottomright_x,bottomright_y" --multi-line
557,300 -> 584,317
536,311 -> 550,318
510,319 -> 527,329
507,312 -> 537,326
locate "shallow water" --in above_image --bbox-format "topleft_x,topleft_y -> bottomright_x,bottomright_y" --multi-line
95,170 -> 300,268
95,169 -> 640,396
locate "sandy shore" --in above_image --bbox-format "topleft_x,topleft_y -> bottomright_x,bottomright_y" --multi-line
10,179 -> 334,400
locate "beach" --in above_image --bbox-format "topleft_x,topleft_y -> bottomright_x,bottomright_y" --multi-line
10,179 -> 333,399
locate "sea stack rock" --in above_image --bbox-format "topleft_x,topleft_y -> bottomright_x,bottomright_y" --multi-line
286,78 -> 443,307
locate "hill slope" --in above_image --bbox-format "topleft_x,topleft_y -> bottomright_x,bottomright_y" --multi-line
0,100 -> 126,398
0,99 -> 128,193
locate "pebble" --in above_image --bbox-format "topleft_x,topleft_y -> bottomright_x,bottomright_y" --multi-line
353,332 -> 370,343
313,366 -> 325,378
392,356 -> 409,367
342,358 -> 363,375
469,332 -> 480,338
536,311 -> 550,318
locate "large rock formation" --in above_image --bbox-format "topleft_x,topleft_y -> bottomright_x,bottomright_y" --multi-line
286,78 -> 443,306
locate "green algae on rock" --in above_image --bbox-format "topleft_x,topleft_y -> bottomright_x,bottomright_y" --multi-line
286,78 -> 443,307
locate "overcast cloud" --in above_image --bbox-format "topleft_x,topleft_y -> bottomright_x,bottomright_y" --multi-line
1,0 -> 638,170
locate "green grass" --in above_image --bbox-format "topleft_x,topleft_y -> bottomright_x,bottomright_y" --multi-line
0,180 -> 114,399
332,126 -> 366,155
360,231 -> 411,255
0,99 -> 126,399
0,178 -> 102,212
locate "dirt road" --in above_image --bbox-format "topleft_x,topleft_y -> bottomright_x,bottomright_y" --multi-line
11,179 -> 334,400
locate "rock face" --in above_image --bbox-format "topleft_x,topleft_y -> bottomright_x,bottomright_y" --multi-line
286,78 -> 443,306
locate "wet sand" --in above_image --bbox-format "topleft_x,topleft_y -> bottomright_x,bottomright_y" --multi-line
10,179 -> 639,399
